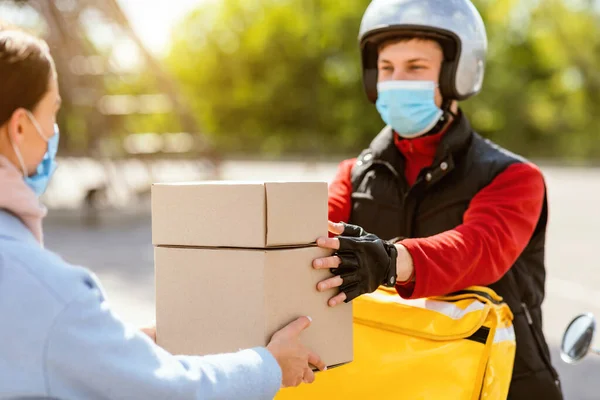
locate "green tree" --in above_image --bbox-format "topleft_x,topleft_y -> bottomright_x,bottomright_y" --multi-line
166,0 -> 600,160
166,0 -> 378,156
467,0 -> 600,160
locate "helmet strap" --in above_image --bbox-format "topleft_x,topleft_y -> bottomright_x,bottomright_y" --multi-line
441,98 -> 458,119
421,98 -> 456,137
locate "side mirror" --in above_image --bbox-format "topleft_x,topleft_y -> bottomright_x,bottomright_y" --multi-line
561,313 -> 597,364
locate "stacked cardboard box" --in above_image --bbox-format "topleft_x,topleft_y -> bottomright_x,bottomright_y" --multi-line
152,181 -> 353,368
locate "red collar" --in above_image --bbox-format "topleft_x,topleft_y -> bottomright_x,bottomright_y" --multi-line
393,126 -> 449,158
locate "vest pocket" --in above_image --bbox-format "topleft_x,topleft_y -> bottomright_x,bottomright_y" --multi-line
512,307 -> 559,384
524,305 -> 561,383
512,313 -> 548,378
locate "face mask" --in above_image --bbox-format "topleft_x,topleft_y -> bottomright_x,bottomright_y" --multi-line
375,80 -> 444,139
10,111 -> 60,197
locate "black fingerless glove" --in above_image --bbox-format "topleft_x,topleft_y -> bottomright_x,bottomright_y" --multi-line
331,223 -> 398,303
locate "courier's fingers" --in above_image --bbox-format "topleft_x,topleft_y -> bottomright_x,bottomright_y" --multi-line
328,292 -> 347,307
328,221 -> 345,235
313,255 -> 341,269
317,276 -> 343,292
316,237 -> 340,250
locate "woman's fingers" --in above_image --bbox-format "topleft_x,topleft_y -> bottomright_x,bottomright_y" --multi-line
303,367 -> 316,383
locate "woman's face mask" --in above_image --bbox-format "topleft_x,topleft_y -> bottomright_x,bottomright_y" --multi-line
10,110 -> 60,197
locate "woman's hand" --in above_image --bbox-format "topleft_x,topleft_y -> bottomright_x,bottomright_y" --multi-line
313,221 -> 400,307
140,324 -> 157,343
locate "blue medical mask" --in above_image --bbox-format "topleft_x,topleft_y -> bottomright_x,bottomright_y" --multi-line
375,80 -> 444,139
11,111 -> 60,197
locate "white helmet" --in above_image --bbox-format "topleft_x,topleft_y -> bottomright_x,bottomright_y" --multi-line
359,0 -> 488,104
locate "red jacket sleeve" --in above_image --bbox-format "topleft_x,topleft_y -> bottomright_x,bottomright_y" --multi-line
396,162 -> 546,299
328,158 -> 356,224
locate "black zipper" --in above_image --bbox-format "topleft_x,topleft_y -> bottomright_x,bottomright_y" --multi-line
367,160 -> 411,237
521,303 -> 560,385
402,173 -> 426,237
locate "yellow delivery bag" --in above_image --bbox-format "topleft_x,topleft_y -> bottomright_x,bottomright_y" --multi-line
277,286 -> 515,400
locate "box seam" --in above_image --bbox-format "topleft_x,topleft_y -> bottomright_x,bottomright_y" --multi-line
264,183 -> 268,246
153,244 -> 318,251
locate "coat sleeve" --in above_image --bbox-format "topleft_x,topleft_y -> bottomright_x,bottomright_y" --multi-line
396,162 -> 546,299
44,283 -> 281,400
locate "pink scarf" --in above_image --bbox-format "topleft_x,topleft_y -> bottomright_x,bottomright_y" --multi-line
0,155 -> 46,244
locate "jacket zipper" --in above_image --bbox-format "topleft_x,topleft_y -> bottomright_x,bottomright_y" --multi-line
365,160 -> 410,237
521,303 -> 560,385
402,173 -> 427,236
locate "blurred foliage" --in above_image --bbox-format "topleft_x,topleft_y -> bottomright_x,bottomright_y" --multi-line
104,71 -> 184,136
166,0 -> 378,156
160,0 -> 600,160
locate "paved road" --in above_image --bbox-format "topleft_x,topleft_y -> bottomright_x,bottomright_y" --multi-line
43,160 -> 600,399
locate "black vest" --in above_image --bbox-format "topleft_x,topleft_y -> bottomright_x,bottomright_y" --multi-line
350,115 -> 562,399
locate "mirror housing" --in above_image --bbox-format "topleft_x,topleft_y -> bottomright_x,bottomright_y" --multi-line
561,313 -> 596,364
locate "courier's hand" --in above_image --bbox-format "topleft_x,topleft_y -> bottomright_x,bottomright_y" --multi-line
314,222 -> 398,306
267,316 -> 326,387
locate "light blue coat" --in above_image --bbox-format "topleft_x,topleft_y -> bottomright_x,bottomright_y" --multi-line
0,210 -> 281,399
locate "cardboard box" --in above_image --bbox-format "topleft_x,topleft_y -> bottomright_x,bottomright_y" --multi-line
151,181 -> 328,248
155,245 -> 353,368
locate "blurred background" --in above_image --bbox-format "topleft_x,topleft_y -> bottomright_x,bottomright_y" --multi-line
1,0 -> 600,398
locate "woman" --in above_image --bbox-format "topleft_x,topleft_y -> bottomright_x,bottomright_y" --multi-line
0,27 -> 324,399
